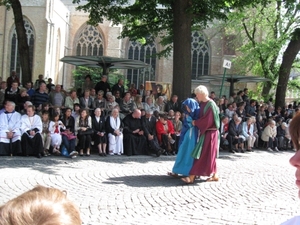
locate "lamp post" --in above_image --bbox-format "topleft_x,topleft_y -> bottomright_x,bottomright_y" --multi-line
220,59 -> 232,98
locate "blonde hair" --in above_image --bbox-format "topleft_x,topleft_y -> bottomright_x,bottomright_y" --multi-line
194,85 -> 209,97
0,186 -> 81,225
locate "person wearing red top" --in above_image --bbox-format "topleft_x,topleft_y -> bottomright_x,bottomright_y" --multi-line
156,114 -> 176,155
6,71 -> 20,88
128,83 -> 138,97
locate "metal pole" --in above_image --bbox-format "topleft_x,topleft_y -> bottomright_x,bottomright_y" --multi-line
219,68 -> 227,99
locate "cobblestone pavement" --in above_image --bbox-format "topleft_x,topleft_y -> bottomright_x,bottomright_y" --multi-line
0,150 -> 300,225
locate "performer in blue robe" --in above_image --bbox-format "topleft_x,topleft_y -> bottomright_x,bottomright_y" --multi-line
168,98 -> 200,176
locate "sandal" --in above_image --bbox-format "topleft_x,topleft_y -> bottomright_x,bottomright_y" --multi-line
206,176 -> 219,182
167,172 -> 179,177
181,175 -> 195,184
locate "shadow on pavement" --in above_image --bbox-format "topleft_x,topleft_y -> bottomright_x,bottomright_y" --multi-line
103,174 -> 208,187
0,149 -> 293,176
0,155 -> 177,175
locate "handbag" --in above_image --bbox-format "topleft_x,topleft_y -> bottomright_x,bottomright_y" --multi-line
78,128 -> 94,136
61,131 -> 77,140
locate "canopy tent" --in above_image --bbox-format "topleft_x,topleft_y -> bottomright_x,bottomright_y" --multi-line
60,55 -> 150,75
196,74 -> 271,96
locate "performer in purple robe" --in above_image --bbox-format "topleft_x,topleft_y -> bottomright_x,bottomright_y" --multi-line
181,85 -> 220,184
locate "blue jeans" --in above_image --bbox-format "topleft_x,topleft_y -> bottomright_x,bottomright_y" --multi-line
62,135 -> 76,154
268,137 -> 278,149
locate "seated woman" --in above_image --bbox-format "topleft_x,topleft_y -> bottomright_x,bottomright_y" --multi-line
261,119 -> 279,152
16,88 -> 30,112
242,117 -> 256,151
38,102 -> 51,117
49,112 -> 65,155
172,111 -> 182,153
93,90 -> 107,115
156,114 -> 176,155
92,108 -> 107,156
61,107 -> 78,158
168,110 -> 175,120
105,108 -> 123,155
143,96 -> 158,112
0,185 -> 81,225
132,94 -> 144,110
105,95 -> 119,116
20,105 -> 44,158
71,103 -> 81,120
75,109 -> 93,156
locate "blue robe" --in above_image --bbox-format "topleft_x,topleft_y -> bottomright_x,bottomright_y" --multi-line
172,98 -> 200,176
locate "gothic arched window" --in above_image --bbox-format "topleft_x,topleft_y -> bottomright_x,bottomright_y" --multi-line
76,25 -> 103,56
191,31 -> 210,80
127,41 -> 156,87
10,19 -> 35,80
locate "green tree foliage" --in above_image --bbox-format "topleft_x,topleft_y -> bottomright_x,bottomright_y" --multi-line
224,0 -> 300,105
72,0 -> 263,101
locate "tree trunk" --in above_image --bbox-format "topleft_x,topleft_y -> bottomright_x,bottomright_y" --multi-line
275,28 -> 300,109
172,0 -> 192,102
262,81 -> 273,99
10,0 -> 31,85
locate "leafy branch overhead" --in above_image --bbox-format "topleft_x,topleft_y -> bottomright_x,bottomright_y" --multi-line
71,0 -> 269,101
72,0 -> 261,57
224,0 -> 300,106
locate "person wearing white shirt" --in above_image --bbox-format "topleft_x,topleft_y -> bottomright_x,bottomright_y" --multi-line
20,105 -> 43,158
242,117 -> 256,152
0,101 -> 22,156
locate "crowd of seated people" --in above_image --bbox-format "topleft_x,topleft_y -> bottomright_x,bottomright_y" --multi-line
216,88 -> 297,153
0,73 -> 298,159
0,73 -> 187,158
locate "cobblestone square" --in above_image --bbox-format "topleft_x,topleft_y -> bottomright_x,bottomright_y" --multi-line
0,150 -> 300,225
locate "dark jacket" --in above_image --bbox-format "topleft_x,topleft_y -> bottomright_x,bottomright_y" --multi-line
276,125 -> 286,137
165,100 -> 181,113
111,84 -> 125,97
61,116 -> 75,133
142,115 -> 157,136
92,116 -> 106,134
4,87 -> 20,104
79,96 -> 93,109
122,113 -> 145,135
94,81 -> 111,97
228,120 -> 243,137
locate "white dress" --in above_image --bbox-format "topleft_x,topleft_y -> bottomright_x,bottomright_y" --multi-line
49,120 -> 65,147
108,116 -> 124,154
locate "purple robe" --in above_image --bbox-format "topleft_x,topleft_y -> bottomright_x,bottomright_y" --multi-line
190,101 -> 219,176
